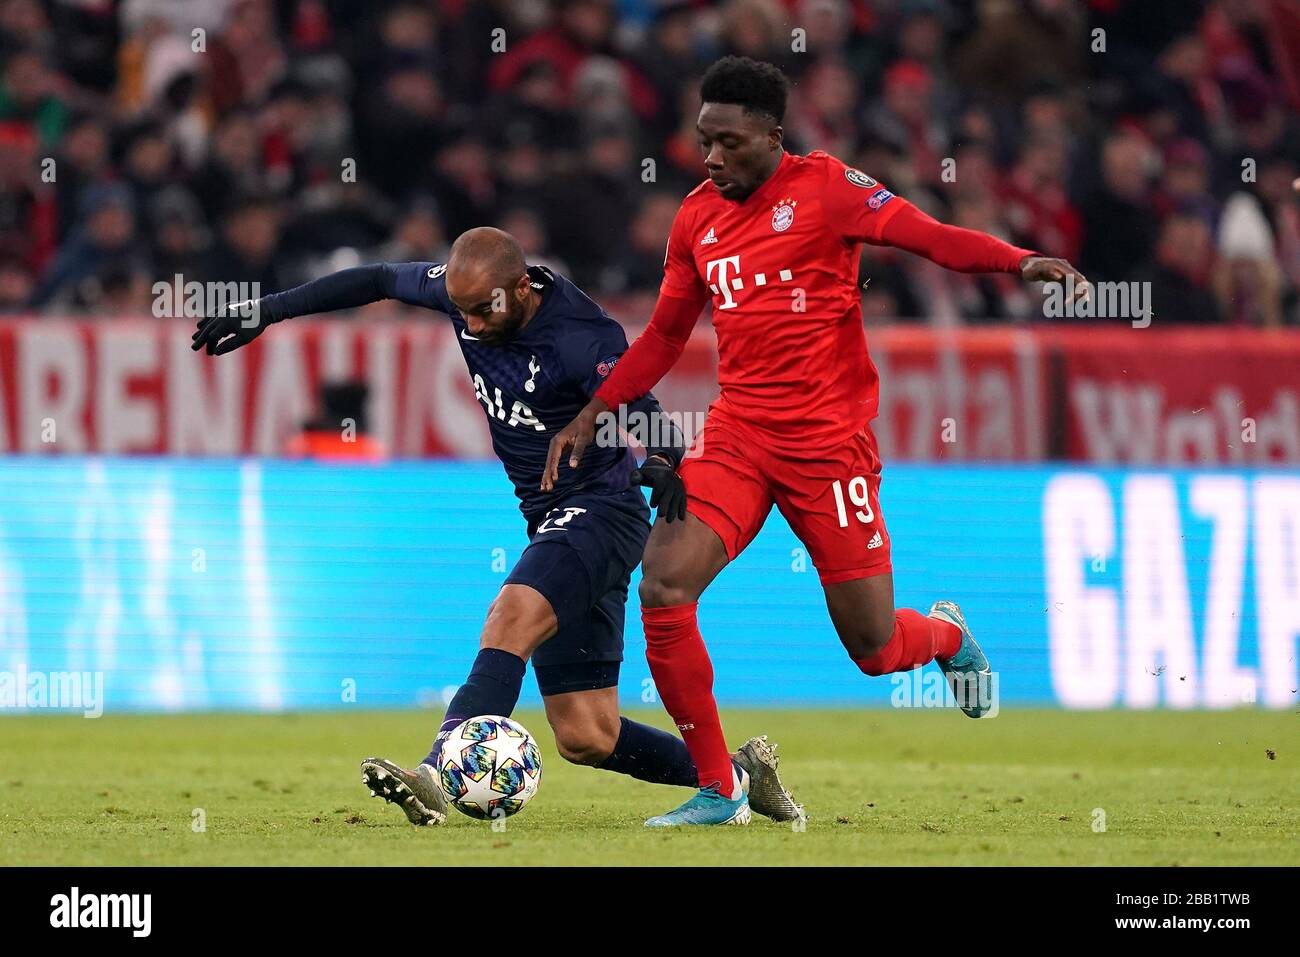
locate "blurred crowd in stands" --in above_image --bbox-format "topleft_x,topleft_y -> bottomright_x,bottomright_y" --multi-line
0,0 -> 1297,325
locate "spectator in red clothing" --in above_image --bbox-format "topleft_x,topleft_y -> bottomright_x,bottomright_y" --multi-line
205,0 -> 288,114
1000,134 -> 1083,264
0,119 -> 57,273
488,0 -> 659,121
662,82 -> 710,191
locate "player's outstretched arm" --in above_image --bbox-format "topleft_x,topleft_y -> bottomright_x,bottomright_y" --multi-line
542,290 -> 704,490
191,263 -> 411,356
876,203 -> 1091,302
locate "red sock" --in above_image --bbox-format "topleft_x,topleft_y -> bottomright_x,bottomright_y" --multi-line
641,603 -> 736,796
854,609 -> 961,676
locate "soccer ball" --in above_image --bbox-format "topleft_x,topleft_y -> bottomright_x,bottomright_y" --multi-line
437,715 -> 542,820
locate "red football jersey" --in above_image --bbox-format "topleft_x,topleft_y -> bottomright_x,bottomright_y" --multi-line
662,150 -> 903,449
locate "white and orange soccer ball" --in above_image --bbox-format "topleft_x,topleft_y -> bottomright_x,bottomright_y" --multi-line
437,715 -> 542,820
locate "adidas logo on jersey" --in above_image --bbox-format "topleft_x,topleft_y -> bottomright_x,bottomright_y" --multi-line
867,530 -> 884,550
699,227 -> 718,245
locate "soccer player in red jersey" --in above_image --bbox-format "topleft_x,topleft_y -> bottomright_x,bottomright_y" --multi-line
543,57 -> 1091,826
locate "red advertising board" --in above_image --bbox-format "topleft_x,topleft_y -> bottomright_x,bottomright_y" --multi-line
1050,328 -> 1300,464
869,326 -> 1048,461
0,317 -> 1296,463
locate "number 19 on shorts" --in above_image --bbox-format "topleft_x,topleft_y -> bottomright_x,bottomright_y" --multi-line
831,476 -> 874,527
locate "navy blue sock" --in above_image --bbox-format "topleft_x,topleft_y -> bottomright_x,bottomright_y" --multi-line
421,648 -> 526,767
597,717 -> 720,788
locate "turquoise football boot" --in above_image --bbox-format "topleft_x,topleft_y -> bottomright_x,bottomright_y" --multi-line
929,600 -> 995,718
644,786 -> 752,828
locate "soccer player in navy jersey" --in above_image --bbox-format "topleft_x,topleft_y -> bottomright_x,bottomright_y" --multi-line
192,226 -> 801,825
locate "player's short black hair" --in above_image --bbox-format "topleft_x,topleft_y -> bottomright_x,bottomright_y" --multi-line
699,56 -> 788,124
448,226 -> 527,286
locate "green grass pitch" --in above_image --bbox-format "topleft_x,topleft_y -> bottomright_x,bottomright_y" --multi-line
2,708 -> 1295,866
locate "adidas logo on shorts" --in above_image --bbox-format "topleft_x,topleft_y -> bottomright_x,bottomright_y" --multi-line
867,530 -> 883,550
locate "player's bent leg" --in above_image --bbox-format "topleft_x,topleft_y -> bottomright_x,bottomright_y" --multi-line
480,583 -> 560,658
542,685 -> 623,766
822,571 -> 898,661
361,588 -> 550,828
538,670 -> 800,819
361,584 -> 560,828
824,573 -> 960,674
822,575 -> 993,718
537,665 -> 698,786
418,583 -> 557,768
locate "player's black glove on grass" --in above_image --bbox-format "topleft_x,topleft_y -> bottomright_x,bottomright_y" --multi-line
631,455 -> 687,523
191,299 -> 278,355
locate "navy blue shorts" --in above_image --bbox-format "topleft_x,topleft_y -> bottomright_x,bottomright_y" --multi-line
505,487 -> 650,697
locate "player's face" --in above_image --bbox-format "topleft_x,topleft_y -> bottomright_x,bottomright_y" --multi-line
697,102 -> 782,202
446,270 -> 532,345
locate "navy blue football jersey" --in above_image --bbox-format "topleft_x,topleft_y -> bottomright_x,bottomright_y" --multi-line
375,263 -> 674,520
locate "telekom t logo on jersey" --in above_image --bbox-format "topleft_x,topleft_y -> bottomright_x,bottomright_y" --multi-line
705,255 -> 794,310
706,256 -> 741,309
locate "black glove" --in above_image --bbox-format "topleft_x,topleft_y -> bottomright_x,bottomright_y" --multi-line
630,455 -> 687,523
191,299 -> 275,356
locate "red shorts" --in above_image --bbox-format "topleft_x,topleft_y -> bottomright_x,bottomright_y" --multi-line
680,406 -> 892,585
